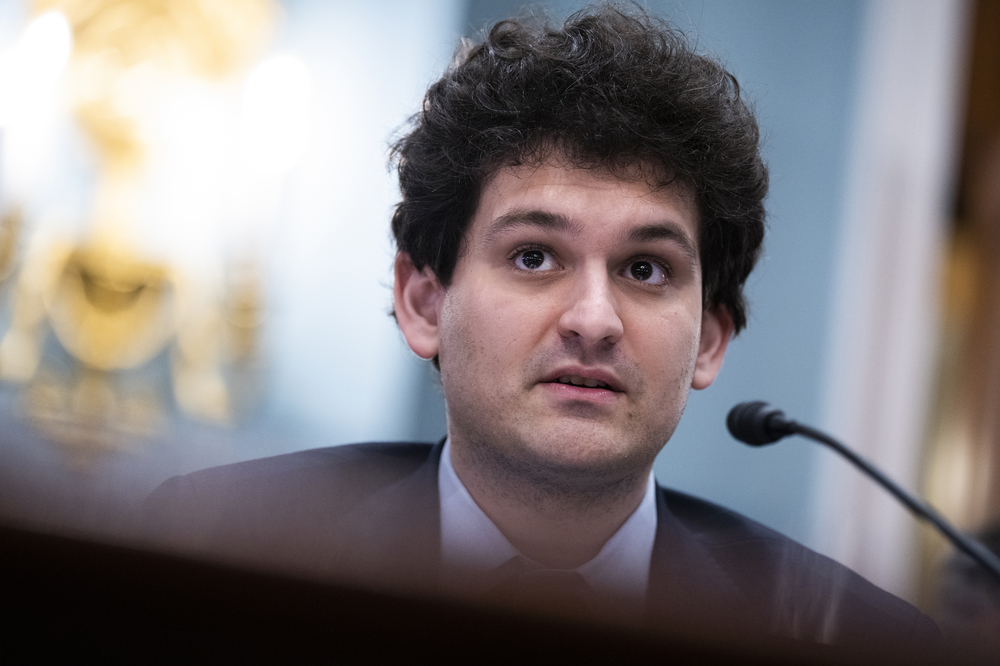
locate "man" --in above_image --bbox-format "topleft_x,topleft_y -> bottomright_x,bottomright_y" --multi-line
146,4 -> 937,652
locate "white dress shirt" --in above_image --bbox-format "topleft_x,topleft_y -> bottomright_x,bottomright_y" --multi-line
438,439 -> 657,617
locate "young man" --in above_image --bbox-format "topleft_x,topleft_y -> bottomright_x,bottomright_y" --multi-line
146,4 -> 937,651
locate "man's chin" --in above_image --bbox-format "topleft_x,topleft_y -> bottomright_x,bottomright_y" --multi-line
496,446 -> 651,505
503,426 -> 660,484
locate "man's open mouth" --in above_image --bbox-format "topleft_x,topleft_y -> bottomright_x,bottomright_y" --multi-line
556,375 -> 613,390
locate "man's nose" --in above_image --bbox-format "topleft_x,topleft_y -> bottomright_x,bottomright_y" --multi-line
556,269 -> 624,346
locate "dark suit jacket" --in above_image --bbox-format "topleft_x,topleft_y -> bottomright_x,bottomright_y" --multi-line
144,440 -> 939,655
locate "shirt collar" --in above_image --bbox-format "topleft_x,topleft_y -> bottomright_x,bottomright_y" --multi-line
438,438 -> 657,602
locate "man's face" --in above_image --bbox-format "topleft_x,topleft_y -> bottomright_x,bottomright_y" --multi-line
398,159 -> 731,486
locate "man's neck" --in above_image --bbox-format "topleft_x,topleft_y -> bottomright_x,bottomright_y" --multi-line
448,438 -> 652,570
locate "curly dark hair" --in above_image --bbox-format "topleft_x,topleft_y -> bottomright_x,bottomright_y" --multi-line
391,3 -> 767,332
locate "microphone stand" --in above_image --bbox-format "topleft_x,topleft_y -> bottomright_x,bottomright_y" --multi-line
728,402 -> 1000,583
790,421 -> 1000,583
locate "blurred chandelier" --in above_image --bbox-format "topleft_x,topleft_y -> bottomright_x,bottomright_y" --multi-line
0,0 -> 295,461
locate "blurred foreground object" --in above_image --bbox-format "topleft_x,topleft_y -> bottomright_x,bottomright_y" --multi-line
0,520 -> 940,665
0,0 -> 292,462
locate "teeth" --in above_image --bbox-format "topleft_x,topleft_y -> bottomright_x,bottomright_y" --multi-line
557,375 -> 610,389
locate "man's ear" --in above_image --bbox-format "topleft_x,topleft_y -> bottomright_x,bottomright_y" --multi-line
394,252 -> 444,360
691,305 -> 734,390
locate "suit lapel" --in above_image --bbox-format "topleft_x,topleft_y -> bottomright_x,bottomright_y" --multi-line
645,484 -> 757,633
332,440 -> 444,593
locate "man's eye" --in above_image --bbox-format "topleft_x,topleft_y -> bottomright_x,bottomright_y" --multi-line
627,260 -> 667,284
514,249 -> 555,271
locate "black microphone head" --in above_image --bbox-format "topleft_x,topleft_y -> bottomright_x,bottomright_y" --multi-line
727,401 -> 794,446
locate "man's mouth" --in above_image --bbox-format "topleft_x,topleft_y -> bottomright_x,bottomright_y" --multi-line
556,375 -> 612,390
539,366 -> 625,394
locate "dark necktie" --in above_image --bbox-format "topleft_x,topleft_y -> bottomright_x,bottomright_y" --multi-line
483,555 -> 599,621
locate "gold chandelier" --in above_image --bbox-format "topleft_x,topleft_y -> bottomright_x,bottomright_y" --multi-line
0,0 -> 279,462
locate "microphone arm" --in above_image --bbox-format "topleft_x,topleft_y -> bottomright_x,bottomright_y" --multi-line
727,401 -> 1000,583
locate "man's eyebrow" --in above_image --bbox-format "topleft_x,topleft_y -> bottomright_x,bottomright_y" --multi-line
481,210 -> 580,244
626,223 -> 699,266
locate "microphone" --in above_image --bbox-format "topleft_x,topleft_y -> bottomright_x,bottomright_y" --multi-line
726,400 -> 795,445
727,401 -> 1000,583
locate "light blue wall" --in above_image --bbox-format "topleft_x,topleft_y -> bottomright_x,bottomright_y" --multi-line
253,0 -> 464,450
461,0 -> 867,546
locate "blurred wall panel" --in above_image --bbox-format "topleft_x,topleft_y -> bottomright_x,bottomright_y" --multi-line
817,0 -> 970,600
261,0 -> 462,446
